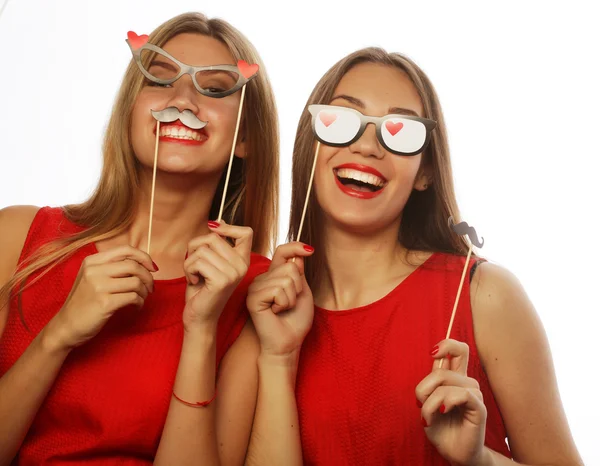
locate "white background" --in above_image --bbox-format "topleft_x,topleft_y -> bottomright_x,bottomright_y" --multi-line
1,0 -> 598,463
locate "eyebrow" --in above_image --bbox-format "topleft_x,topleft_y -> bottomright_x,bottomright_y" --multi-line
330,94 -> 420,117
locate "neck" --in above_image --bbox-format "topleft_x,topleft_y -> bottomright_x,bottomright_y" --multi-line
315,217 -> 428,310
127,167 -> 222,256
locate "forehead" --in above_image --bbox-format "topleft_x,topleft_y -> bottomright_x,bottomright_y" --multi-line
160,33 -> 235,67
333,62 -> 424,116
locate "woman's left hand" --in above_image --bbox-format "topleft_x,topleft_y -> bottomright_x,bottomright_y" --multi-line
415,339 -> 489,466
182,221 -> 253,331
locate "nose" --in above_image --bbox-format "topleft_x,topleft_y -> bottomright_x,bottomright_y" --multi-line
348,122 -> 385,159
166,74 -> 201,116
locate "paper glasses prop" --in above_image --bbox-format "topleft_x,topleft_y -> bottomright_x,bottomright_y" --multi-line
438,218 -> 484,368
294,104 -> 437,244
126,31 -> 259,254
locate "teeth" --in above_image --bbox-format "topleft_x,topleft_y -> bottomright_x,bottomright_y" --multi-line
159,125 -> 206,141
336,168 -> 385,187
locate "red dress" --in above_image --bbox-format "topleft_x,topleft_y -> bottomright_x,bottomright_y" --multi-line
296,252 -> 512,465
0,206 -> 270,465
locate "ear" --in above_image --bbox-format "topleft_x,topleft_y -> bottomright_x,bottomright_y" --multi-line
413,165 -> 432,191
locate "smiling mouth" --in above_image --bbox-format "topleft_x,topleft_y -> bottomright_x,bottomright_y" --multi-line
334,167 -> 387,193
158,123 -> 208,143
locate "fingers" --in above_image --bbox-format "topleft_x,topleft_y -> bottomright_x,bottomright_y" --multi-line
108,291 -> 145,310
252,262 -> 303,295
184,244 -> 240,287
247,281 -> 292,315
84,245 -> 157,272
249,276 -> 298,313
104,276 -> 151,301
431,339 -> 470,374
420,385 -> 486,428
103,259 -> 155,293
206,220 -> 254,261
270,242 -> 315,271
416,369 -> 480,406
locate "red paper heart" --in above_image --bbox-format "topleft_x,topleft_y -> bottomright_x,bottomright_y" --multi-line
319,112 -> 337,127
127,31 -> 149,50
238,60 -> 259,79
385,120 -> 404,136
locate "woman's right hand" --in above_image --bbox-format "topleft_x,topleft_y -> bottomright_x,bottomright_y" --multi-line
246,243 -> 315,358
48,245 -> 156,350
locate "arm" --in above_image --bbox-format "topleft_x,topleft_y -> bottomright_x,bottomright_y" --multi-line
245,243 -> 315,466
154,222 -> 261,466
471,263 -> 583,466
246,351 -> 303,466
0,206 -> 156,465
154,320 -> 261,466
0,206 -> 70,465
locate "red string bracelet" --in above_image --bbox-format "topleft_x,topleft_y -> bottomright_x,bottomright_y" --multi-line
172,390 -> 217,408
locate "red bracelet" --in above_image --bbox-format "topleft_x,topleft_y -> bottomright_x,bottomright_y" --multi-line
172,390 -> 217,408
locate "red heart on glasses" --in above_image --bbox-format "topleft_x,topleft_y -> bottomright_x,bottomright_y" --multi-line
385,121 -> 404,136
127,31 -> 149,50
319,112 -> 338,127
238,60 -> 259,79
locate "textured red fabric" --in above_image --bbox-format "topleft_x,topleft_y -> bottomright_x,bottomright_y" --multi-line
296,252 -> 511,465
0,206 -> 270,465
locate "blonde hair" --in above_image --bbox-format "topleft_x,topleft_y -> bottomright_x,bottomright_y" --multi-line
288,47 -> 470,287
1,12 -> 279,308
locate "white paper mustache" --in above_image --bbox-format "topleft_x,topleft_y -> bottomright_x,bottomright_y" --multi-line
151,107 -> 208,130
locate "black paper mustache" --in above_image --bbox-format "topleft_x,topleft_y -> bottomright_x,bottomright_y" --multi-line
449,217 -> 484,248
151,107 -> 207,130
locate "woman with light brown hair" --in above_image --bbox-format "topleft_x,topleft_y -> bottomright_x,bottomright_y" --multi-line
245,48 -> 583,465
0,12 -> 278,465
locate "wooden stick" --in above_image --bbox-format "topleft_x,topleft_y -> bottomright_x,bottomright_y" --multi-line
217,85 -> 247,222
296,141 -> 321,243
438,243 -> 473,368
292,141 -> 320,263
146,120 -> 160,255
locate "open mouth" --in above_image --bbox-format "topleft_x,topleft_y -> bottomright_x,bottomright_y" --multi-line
334,167 -> 386,192
155,121 -> 208,144
333,164 -> 388,199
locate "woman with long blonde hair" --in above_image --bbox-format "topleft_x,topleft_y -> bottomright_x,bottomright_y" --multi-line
245,48 -> 582,465
0,12 -> 278,465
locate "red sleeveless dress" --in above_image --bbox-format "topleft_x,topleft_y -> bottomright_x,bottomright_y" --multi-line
0,206 -> 271,465
296,252 -> 511,465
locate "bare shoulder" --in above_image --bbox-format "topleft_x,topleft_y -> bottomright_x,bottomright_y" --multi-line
0,205 -> 41,282
469,261 -> 542,357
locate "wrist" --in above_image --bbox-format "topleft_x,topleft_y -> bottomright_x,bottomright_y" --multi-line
476,448 -> 495,466
38,320 -> 73,356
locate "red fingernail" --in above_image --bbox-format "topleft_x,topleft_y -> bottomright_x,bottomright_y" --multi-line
431,345 -> 439,356
208,221 -> 220,228
421,417 -> 428,427
303,244 -> 315,252
152,261 -> 159,271
416,399 -> 423,408
440,404 -> 446,414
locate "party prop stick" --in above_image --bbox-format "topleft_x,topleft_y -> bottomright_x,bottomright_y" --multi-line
439,217 -> 484,368
217,60 -> 259,222
146,120 -> 160,255
217,84 -> 247,221
296,141 -> 321,242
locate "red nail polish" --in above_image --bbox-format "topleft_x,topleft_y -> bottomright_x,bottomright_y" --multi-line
303,244 -> 315,252
421,417 -> 428,427
416,399 -> 423,409
440,404 -> 446,414
151,261 -> 159,271
208,221 -> 220,229
431,345 -> 439,356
